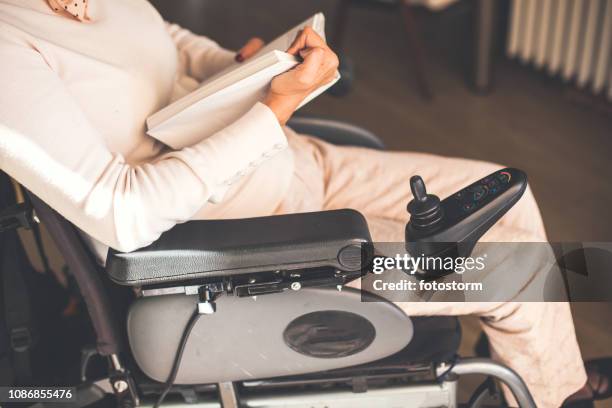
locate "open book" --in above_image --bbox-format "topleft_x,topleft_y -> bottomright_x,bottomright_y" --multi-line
146,13 -> 339,149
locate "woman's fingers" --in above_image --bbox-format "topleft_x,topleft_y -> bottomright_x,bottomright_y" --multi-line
264,28 -> 339,125
286,26 -> 327,55
286,30 -> 306,56
235,37 -> 265,62
294,47 -> 326,86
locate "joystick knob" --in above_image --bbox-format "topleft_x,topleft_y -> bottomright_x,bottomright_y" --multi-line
407,176 -> 444,229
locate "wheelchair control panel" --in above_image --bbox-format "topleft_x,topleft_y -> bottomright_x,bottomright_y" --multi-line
405,168 -> 528,279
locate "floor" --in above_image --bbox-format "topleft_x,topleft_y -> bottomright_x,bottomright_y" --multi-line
20,0 -> 612,405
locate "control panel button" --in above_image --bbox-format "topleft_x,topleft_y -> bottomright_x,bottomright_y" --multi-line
462,202 -> 475,211
470,185 -> 488,201
487,179 -> 500,189
497,171 -> 512,184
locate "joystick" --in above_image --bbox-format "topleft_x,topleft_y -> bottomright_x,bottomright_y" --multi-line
407,176 -> 443,229
405,168 -> 528,280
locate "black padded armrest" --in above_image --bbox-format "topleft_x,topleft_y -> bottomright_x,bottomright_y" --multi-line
106,209 -> 371,286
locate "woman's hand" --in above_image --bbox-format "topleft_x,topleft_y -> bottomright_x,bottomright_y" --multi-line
264,27 -> 339,125
235,37 -> 265,62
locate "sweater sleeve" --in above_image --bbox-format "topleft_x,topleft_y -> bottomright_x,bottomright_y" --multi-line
165,22 -> 237,81
0,40 -> 288,253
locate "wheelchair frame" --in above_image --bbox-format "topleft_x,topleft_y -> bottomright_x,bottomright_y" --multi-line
24,117 -> 536,408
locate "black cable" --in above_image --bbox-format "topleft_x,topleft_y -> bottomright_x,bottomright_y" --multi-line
435,354 -> 459,382
154,309 -> 201,408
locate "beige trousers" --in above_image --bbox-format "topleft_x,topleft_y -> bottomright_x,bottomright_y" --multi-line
272,131 -> 586,407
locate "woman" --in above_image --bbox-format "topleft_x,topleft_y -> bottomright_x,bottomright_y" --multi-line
0,0 -> 594,406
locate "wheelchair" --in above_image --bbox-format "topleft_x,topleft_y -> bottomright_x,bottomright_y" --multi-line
22,116 -> 536,408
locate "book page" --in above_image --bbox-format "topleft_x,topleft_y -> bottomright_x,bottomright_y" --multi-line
148,59 -> 298,149
147,51 -> 295,129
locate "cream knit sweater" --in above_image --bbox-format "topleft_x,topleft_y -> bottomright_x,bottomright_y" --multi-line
0,0 -> 294,260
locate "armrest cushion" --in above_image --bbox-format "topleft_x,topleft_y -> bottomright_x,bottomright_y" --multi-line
106,209 -> 371,286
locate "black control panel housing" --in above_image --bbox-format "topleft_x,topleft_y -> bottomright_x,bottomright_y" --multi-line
405,168 -> 527,279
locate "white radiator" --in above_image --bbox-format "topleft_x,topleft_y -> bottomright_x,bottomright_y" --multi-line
507,0 -> 612,101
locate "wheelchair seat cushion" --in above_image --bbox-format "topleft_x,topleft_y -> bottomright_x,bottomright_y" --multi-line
106,209 -> 371,286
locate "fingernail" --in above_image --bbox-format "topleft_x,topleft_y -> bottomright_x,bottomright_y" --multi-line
235,53 -> 244,62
